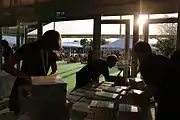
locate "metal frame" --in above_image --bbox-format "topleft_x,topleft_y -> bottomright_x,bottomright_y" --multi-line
0,27 -> 2,71
143,18 -> 178,43
101,19 -> 130,79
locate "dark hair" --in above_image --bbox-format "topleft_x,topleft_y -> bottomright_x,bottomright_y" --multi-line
1,40 -> 9,47
107,55 -> 118,62
171,50 -> 180,62
41,30 -> 61,50
134,41 -> 152,53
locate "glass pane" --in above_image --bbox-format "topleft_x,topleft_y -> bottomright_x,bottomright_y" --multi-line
150,13 -> 178,19
149,23 -> 177,57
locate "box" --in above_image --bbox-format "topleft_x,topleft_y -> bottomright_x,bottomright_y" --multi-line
31,75 -> 64,85
21,82 -> 67,120
88,100 -> 114,120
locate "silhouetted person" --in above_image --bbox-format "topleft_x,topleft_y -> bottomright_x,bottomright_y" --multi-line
134,41 -> 171,120
168,50 -> 180,119
88,47 -> 92,64
0,40 -> 13,64
4,30 -> 62,115
75,55 -> 118,89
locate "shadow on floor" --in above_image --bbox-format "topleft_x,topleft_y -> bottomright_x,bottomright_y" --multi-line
60,66 -> 83,75
62,72 -> 77,79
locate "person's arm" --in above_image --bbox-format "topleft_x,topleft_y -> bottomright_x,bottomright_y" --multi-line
102,67 -> 110,80
49,52 -> 58,75
4,46 -> 31,80
50,61 -> 57,75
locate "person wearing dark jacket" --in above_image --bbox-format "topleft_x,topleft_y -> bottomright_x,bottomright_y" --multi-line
4,30 -> 62,115
75,55 -> 118,89
134,41 -> 172,120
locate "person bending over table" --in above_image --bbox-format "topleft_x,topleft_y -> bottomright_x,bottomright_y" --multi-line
4,30 -> 62,115
134,41 -> 172,120
74,55 -> 118,89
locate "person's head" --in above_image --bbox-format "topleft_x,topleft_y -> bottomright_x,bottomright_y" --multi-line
171,50 -> 180,64
40,30 -> 62,52
106,55 -> 118,68
1,40 -> 9,47
134,41 -> 152,62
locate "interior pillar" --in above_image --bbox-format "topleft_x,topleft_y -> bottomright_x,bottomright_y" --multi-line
143,21 -> 149,42
0,27 -> 2,71
92,16 -> 101,60
131,13 -> 139,77
24,25 -> 28,44
123,21 -> 130,79
176,9 -> 180,50
16,21 -> 21,70
37,21 -> 43,41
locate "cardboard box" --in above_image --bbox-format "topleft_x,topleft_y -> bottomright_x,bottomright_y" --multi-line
19,82 -> 67,120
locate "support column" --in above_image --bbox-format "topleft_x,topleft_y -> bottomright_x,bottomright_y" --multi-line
37,21 -> 43,41
131,13 -> 139,77
16,21 -> 21,70
21,34 -> 24,46
123,21 -> 130,79
143,22 -> 149,42
0,27 -> 2,71
24,25 -> 28,44
53,22 -> 56,30
176,11 -> 180,50
92,16 -> 101,60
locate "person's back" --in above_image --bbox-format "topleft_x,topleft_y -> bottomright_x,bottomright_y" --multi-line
75,55 -> 117,89
15,41 -> 57,76
79,58 -> 108,80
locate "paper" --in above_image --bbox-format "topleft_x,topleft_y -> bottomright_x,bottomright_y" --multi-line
103,86 -> 122,93
31,75 -> 65,85
95,91 -> 118,99
119,104 -> 139,112
89,100 -> 114,109
115,86 -> 129,90
133,89 -> 143,94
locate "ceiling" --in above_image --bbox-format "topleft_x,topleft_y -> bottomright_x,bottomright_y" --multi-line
0,0 -> 179,26
0,0 -> 179,37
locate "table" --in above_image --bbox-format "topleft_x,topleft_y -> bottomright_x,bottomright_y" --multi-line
67,80 -> 142,120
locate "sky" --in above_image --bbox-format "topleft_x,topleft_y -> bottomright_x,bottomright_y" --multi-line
27,13 -> 178,43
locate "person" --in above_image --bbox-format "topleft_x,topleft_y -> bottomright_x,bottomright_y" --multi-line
75,55 -> 118,89
87,47 -> 92,64
134,41 -> 172,120
4,30 -> 62,115
0,40 -> 13,65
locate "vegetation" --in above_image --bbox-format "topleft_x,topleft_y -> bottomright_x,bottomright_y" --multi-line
155,21 -> 177,57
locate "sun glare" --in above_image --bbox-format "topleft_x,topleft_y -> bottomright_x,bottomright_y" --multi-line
137,16 -> 147,26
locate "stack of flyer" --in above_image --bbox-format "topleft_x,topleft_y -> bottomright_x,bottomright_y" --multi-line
31,75 -> 65,85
